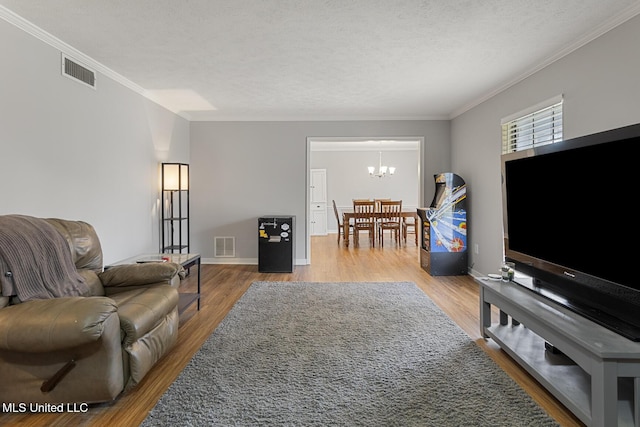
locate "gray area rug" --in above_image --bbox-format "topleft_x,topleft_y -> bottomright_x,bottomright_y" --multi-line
142,281 -> 558,426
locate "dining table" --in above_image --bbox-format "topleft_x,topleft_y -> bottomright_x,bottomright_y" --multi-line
342,210 -> 418,247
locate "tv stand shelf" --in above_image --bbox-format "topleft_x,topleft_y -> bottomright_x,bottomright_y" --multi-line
477,276 -> 640,427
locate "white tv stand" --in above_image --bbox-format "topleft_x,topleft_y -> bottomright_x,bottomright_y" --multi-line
477,275 -> 640,427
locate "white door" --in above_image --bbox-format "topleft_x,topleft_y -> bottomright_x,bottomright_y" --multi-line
310,206 -> 327,235
310,169 -> 327,204
310,169 -> 327,235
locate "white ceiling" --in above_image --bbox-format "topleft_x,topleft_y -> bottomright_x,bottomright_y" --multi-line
1,1 -> 639,121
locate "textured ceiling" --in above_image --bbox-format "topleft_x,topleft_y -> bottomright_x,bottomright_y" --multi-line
1,0 -> 639,121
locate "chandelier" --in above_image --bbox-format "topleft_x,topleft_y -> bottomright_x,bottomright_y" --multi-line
368,151 -> 395,178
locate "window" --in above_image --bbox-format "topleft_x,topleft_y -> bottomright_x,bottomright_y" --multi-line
501,96 -> 563,154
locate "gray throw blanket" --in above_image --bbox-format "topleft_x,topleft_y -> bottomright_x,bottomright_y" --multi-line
0,215 -> 88,301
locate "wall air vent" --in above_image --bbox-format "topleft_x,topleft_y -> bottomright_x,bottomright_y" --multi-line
61,54 -> 96,89
214,237 -> 235,257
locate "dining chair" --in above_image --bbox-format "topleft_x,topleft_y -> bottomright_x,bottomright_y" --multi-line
332,200 -> 352,245
373,198 -> 391,238
403,213 -> 418,245
378,200 -> 402,247
374,198 -> 391,213
352,199 -> 376,247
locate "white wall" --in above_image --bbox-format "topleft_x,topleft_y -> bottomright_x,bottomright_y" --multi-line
451,14 -> 640,276
190,120 -> 449,263
0,18 -> 190,264
310,148 -> 420,232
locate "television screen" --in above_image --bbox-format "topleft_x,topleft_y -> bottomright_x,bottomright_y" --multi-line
501,123 -> 640,340
504,134 -> 639,290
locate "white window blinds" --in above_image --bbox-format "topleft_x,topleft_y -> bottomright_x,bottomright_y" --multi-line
501,97 -> 563,154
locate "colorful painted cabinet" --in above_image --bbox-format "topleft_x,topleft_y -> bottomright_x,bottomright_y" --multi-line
418,173 -> 467,275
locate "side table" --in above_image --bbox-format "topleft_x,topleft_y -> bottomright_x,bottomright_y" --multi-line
106,253 -> 201,315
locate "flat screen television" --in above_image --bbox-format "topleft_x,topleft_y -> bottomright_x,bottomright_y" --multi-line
501,122 -> 640,341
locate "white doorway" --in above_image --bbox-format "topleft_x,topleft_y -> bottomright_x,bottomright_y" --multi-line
305,137 -> 424,260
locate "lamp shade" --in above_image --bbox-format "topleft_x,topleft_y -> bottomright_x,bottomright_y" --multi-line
162,163 -> 189,190
368,151 -> 395,178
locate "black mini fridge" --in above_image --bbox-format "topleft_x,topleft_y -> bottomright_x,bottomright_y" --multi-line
258,216 -> 295,273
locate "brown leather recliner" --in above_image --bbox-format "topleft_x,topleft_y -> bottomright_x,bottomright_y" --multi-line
0,217 -> 181,404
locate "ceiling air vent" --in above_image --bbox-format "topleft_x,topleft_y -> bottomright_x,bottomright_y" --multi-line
61,54 -> 96,89
214,237 -> 235,258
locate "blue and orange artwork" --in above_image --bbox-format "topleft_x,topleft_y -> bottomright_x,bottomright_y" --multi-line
427,181 -> 467,253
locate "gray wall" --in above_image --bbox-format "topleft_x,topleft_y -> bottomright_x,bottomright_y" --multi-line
190,120 -> 449,263
6,9 -> 637,273
0,18 -> 190,264
452,14 -> 640,277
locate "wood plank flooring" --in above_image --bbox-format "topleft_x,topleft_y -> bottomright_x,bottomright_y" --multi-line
0,234 -> 584,426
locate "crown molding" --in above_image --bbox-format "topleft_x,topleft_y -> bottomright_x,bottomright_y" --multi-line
4,3 -> 639,123
186,112 -> 449,122
0,5 -> 190,120
0,7 -> 142,94
449,2 -> 640,119
0,5 -> 441,124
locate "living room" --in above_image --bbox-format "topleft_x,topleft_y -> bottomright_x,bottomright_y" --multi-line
1,2 -> 640,426
1,4 -> 639,277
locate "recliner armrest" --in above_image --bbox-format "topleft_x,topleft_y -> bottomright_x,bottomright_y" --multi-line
110,285 -> 179,345
98,262 -> 181,288
0,297 -> 118,352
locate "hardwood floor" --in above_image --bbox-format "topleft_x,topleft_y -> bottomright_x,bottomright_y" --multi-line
1,234 -> 584,426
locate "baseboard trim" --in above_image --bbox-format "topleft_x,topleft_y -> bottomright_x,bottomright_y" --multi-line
202,258 -> 309,265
